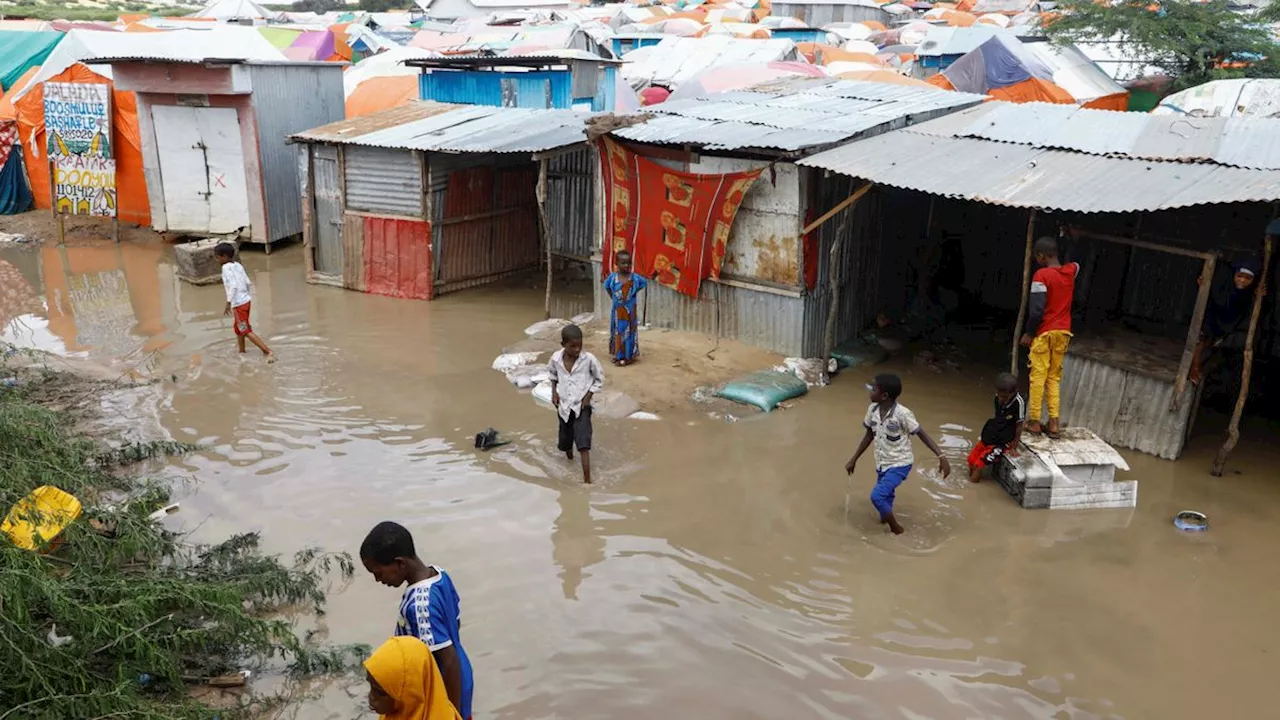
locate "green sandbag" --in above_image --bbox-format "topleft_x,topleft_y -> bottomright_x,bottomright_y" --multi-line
831,339 -> 889,369
716,370 -> 807,412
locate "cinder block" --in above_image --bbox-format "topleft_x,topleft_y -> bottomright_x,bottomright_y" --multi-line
175,237 -> 238,285
1021,487 -> 1052,509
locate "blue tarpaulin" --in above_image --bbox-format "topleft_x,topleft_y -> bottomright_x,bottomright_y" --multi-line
0,148 -> 33,215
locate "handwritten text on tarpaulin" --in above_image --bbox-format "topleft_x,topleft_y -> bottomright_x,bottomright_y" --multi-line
43,82 -> 113,158
598,137 -> 762,298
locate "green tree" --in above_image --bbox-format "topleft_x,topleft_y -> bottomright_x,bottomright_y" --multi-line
1044,0 -> 1280,90
359,0 -> 404,11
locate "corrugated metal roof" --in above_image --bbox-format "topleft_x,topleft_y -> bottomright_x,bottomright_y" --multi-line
798,131 -> 1280,212
906,101 -> 1280,170
291,100 -> 589,153
621,35 -> 800,89
613,78 -> 986,153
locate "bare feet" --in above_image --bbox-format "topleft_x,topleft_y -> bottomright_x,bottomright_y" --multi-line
265,352 -> 276,364
968,467 -> 982,483
565,448 -> 574,460
1046,418 -> 1061,440
886,514 -> 905,535
1025,421 -> 1043,436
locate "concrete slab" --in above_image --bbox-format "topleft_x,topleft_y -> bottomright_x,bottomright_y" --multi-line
175,237 -> 238,286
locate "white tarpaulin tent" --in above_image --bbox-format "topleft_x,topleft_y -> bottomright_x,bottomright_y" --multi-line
190,0 -> 277,21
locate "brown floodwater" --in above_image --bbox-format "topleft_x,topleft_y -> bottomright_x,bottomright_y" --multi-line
3,238 -> 1279,720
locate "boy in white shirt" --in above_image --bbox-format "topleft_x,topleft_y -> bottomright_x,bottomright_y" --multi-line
215,243 -> 274,363
548,324 -> 604,484
844,373 -> 950,534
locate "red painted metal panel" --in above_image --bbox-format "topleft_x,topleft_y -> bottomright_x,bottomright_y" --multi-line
362,216 -> 432,300
436,165 -> 539,288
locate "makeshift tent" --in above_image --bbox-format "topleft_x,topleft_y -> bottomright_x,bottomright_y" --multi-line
13,64 -> 150,225
282,31 -> 336,61
0,31 -> 62,91
1154,79 -> 1280,118
343,46 -> 435,97
836,69 -> 936,88
667,61 -> 826,100
1024,40 -> 1128,110
927,32 -> 1074,104
0,120 -> 32,215
346,75 -> 419,117
190,0 -> 276,21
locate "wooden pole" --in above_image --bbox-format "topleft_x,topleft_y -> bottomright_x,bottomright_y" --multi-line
536,158 -> 551,319
821,182 -> 873,379
803,183 -> 872,236
1011,209 -> 1037,375
1169,254 -> 1216,412
1211,235 -> 1273,476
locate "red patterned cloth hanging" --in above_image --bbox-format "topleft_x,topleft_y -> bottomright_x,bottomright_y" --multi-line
598,136 -> 762,298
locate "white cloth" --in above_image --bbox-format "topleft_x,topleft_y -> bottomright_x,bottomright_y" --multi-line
863,402 -> 921,470
547,349 -> 604,422
221,261 -> 252,307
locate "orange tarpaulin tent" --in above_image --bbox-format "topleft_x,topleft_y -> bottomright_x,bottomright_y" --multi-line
929,72 -> 1075,104
14,63 -> 150,226
346,75 -> 419,118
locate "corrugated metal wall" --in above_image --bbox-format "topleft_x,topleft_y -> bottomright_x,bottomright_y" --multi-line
421,70 -> 572,109
592,261 -> 806,355
770,2 -> 891,25
547,147 -> 596,260
246,64 -> 345,243
430,152 -> 540,295
1060,354 -> 1197,460
342,213 -> 366,292
345,146 -> 423,217
802,173 -> 882,357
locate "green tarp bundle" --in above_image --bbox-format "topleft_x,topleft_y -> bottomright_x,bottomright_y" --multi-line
0,31 -> 62,91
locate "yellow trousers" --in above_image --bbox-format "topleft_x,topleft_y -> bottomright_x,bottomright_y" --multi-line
1028,330 -> 1071,422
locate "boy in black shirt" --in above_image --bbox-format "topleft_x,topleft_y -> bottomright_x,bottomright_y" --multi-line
968,373 -> 1026,483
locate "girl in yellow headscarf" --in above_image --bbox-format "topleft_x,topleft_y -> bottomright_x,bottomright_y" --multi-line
365,637 -> 464,720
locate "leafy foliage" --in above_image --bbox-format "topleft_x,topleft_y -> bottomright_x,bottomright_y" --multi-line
0,370 -> 365,719
358,0 -> 408,12
1044,0 -> 1280,90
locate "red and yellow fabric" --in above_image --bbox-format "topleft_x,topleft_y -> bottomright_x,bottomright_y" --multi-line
598,137 -> 762,298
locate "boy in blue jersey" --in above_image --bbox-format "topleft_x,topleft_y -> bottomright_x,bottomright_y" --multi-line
360,521 -> 474,719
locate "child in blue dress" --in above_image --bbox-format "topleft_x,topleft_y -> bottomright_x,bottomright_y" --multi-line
602,250 -> 648,366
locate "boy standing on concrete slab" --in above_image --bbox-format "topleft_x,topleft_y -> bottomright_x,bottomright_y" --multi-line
1020,237 -> 1078,439
845,373 -> 951,534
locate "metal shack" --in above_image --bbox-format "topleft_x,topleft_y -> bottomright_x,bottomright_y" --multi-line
104,59 -> 345,251
289,101 -> 592,300
597,78 -> 984,355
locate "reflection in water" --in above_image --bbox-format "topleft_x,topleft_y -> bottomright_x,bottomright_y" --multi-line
3,240 -> 1279,720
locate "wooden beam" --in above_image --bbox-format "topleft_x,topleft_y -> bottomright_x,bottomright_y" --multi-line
1011,209 -> 1037,375
537,158 -> 552,320
803,183 -> 873,236
1212,234 -> 1273,475
1069,227 -> 1216,261
1169,254 -> 1216,412
820,182 -> 873,378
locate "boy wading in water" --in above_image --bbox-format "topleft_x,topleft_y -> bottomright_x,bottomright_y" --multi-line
1020,237 -> 1078,439
967,372 -> 1026,483
845,373 -> 951,534
215,243 -> 274,363
360,522 -> 474,720
603,250 -> 648,366
549,323 -> 604,484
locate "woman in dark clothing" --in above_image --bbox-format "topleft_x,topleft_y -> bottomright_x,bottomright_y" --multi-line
1190,257 -> 1259,385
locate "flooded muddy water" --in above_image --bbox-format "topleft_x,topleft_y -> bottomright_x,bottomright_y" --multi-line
3,238 -> 1279,720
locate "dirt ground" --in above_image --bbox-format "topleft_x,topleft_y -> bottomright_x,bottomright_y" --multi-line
1,209 -> 160,245
508,318 -> 785,415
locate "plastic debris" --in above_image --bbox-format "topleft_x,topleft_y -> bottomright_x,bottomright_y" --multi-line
47,624 -> 73,648
492,352 -> 541,372
523,319 -> 570,339
474,428 -> 509,451
147,503 -> 180,522
628,411 -> 660,421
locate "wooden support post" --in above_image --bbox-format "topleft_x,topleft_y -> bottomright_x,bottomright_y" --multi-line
821,182 -> 873,378
1010,209 -> 1037,375
803,183 -> 872,236
536,157 -> 552,320
1211,235 -> 1273,476
1169,254 -> 1216,412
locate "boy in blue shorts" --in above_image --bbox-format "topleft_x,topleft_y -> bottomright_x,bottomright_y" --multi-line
844,373 -> 951,534
361,521 -> 474,719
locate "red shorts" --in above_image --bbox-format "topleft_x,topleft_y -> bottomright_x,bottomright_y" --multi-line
232,302 -> 252,337
968,441 -> 1007,470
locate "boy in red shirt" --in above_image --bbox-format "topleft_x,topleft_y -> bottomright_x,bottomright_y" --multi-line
1020,237 -> 1079,439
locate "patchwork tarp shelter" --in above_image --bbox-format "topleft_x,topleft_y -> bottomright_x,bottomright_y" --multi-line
0,31 -> 62,91
927,32 -> 1074,104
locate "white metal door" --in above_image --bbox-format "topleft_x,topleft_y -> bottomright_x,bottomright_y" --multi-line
151,105 -> 251,234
